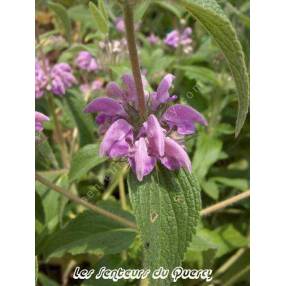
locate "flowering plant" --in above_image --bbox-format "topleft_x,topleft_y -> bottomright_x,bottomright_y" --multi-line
84,73 -> 207,181
35,1 -> 250,285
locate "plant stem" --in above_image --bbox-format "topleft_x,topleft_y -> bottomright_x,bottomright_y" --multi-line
47,93 -> 69,169
36,173 -> 250,229
36,26 -> 69,168
123,0 -> 146,120
102,164 -> 129,200
119,176 -> 128,210
215,248 -> 246,276
201,190 -> 250,216
35,173 -> 137,229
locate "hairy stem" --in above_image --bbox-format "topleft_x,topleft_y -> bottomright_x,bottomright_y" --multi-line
123,0 -> 146,120
201,190 -> 250,216
36,173 -> 137,229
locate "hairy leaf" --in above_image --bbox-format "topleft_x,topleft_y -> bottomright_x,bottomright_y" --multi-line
179,0 -> 249,136
69,144 -> 106,182
128,168 -> 201,286
41,203 -> 136,258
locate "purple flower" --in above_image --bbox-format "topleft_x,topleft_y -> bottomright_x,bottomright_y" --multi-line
35,111 -> 49,132
49,63 -> 77,96
129,138 -> 156,181
180,27 -> 192,46
164,30 -> 180,48
148,33 -> 160,45
35,59 -> 48,98
80,79 -> 104,95
115,17 -> 125,33
160,137 -> 191,171
85,73 -> 207,181
162,104 -> 207,135
164,27 -> 193,53
75,51 -> 99,72
115,17 -> 140,33
35,59 -> 77,97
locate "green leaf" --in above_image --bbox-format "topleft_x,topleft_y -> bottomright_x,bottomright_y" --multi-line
64,90 -> 95,146
98,0 -> 108,21
68,4 -> 95,29
177,65 -> 220,86
89,2 -> 109,35
179,0 -> 249,136
48,2 -> 72,43
201,180 -> 219,199
134,0 -> 152,21
69,144 -> 107,183
198,224 -> 248,258
41,205 -> 136,258
38,273 -> 59,286
128,168 -> 201,286
212,176 -> 248,191
36,191 -> 45,224
187,233 -> 217,252
193,133 -> 223,180
35,136 -> 59,170
36,184 -> 61,227
154,0 -> 184,18
82,255 -> 127,286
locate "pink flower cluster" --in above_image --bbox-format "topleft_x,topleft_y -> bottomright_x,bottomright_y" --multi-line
85,74 -> 207,181
35,59 -> 77,98
164,28 -> 193,53
35,111 -> 49,132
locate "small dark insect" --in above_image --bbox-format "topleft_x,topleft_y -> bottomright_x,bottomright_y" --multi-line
145,242 -> 150,249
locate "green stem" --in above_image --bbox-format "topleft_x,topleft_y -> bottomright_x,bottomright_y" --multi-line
47,93 -> 69,169
123,0 -> 146,120
35,173 -> 137,229
36,26 -> 69,168
102,164 -> 129,200
119,176 -> 128,210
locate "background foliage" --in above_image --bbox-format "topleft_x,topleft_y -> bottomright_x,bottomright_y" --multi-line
35,0 -> 250,285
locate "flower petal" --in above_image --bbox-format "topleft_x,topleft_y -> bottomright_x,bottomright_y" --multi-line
150,74 -> 176,110
129,138 -> 156,181
145,114 -> 165,157
157,74 -> 175,102
35,111 -> 49,132
160,137 -> 191,171
99,119 -> 133,158
121,74 -> 137,101
106,82 -> 125,99
84,97 -> 127,117
162,104 -> 207,135
164,30 -> 180,48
